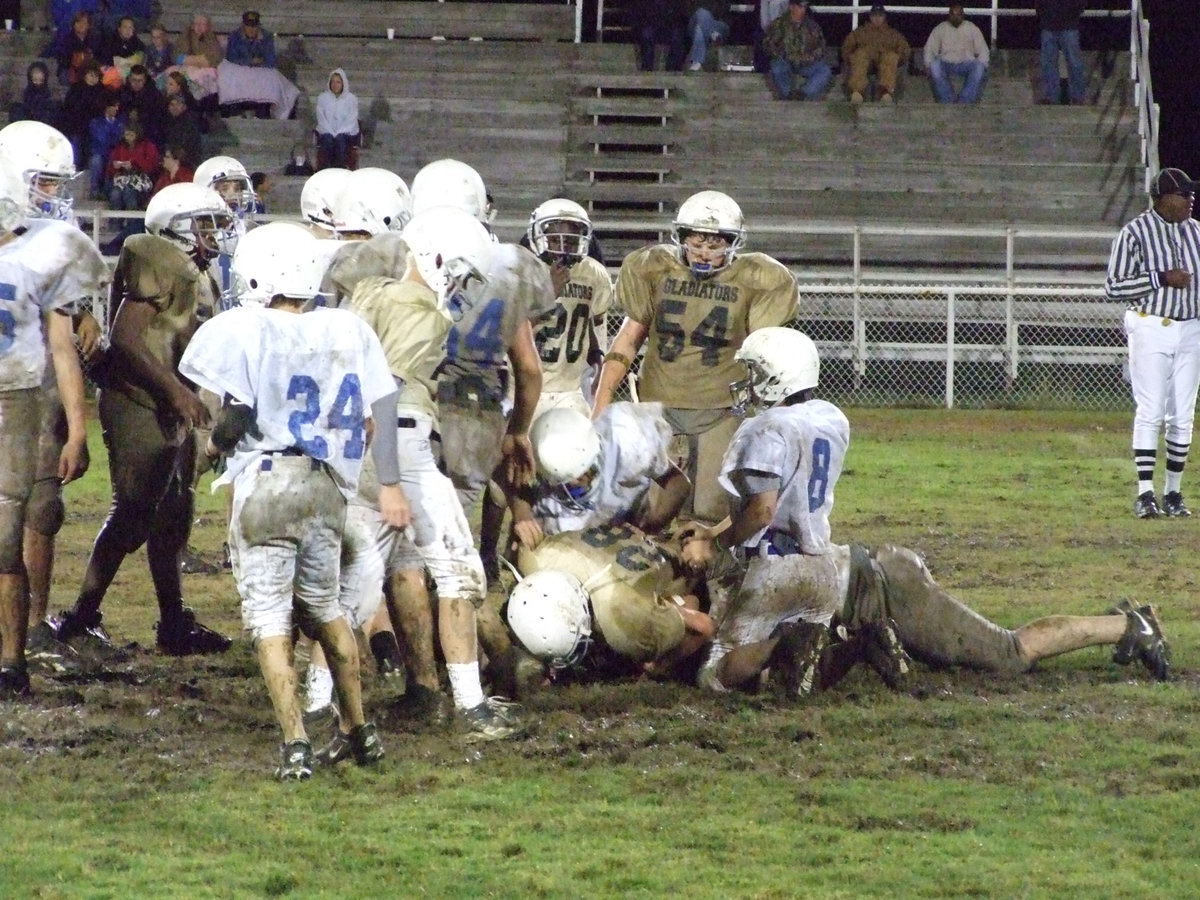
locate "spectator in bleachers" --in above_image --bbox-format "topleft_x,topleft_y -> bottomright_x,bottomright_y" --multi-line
763,0 -> 832,101
754,0 -> 789,73
250,171 -> 270,214
145,23 -> 174,79
50,0 -> 98,36
52,10 -> 102,87
685,1 -> 730,72
100,16 -> 145,77
225,10 -> 276,68
87,91 -> 125,198
315,68 -> 360,170
923,3 -> 989,104
1036,0 -> 1086,105
173,13 -> 223,105
119,64 -> 168,147
153,144 -> 195,194
284,143 -> 315,176
163,93 -> 203,171
164,71 -> 200,114
629,1 -> 687,72
9,62 -> 60,128
102,0 -> 154,34
102,120 -> 159,254
841,4 -> 910,104
61,60 -> 106,168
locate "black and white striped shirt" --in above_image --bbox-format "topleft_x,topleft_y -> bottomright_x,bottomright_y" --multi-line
1105,209 -> 1200,320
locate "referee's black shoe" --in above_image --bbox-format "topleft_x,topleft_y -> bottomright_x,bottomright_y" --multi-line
1134,491 -> 1161,519
1162,491 -> 1191,517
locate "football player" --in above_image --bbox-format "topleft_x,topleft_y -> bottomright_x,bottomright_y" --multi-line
179,221 -> 404,780
193,155 -> 255,312
0,122 -> 108,661
54,183 -> 236,656
593,190 -> 799,523
0,158 -> 106,697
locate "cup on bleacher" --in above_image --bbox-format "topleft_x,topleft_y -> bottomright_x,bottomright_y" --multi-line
387,27 -> 395,40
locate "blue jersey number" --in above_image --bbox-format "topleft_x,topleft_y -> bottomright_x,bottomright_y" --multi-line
0,282 -> 16,355
286,373 -> 365,459
446,297 -> 506,363
807,437 -> 831,513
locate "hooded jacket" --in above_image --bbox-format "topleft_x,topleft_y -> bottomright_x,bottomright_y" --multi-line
315,68 -> 359,137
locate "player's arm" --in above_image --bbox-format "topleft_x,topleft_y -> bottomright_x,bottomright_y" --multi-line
505,479 -> 545,550
45,309 -> 89,484
681,485 -> 779,571
636,463 -> 691,535
110,297 -> 210,429
369,384 -> 412,529
592,317 -> 649,419
72,309 -> 102,362
503,319 -> 543,487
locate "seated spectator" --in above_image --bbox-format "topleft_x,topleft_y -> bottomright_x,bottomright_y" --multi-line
284,143 -> 314,176
315,68 -> 359,170
153,143 -> 194,194
163,93 -> 203,171
87,91 -> 125,197
164,70 -> 199,113
226,10 -> 276,68
754,0 -> 788,73
101,0 -> 154,34
100,15 -> 145,77
119,64 -> 168,147
763,0 -> 832,101
171,13 -> 223,104
144,23 -> 174,79
53,11 -> 102,87
61,60 -> 106,167
842,3 -> 911,104
10,62 -> 61,127
106,119 -> 158,210
250,171 -> 270,214
685,1 -> 730,72
629,0 -> 687,72
50,0 -> 100,36
923,3 -> 989,104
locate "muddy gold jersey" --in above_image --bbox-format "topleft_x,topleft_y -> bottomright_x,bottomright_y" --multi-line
107,233 -> 218,410
348,276 -> 450,420
535,256 -> 613,394
517,523 -> 687,664
615,245 -> 798,409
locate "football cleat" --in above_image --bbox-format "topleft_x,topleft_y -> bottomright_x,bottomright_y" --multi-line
156,607 -> 233,656
1133,491 -> 1160,519
315,723 -> 383,767
180,546 -> 222,575
302,703 -> 339,732
460,699 -> 525,743
314,729 -> 352,767
859,618 -> 911,689
767,620 -> 829,699
391,684 -> 452,726
0,664 -> 32,699
1112,601 -> 1170,681
275,739 -> 314,781
26,621 -> 85,677
1162,492 -> 1191,518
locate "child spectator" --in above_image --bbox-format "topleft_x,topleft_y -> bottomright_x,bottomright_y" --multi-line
10,62 -> 60,127
283,143 -> 314,176
106,119 -> 159,209
61,61 -> 106,168
145,23 -> 174,78
87,91 -> 125,198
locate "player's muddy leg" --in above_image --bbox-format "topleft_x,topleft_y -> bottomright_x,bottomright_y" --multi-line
147,469 -> 194,621
0,572 -> 30,667
1014,614 -> 1125,666
23,529 -> 54,622
256,635 -> 305,742
387,568 -> 439,691
315,616 -> 365,731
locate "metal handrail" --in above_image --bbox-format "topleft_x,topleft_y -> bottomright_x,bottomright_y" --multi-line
1129,0 -> 1159,192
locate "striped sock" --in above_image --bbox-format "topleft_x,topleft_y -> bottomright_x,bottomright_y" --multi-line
1134,448 -> 1157,496
1165,440 -> 1189,494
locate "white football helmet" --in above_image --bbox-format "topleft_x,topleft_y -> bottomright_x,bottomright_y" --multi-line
231,221 -> 322,307
671,190 -> 746,277
527,198 -> 592,265
300,167 -> 352,230
331,167 -> 413,236
193,155 -> 257,217
145,182 -> 236,259
399,205 -> 492,308
0,121 -> 77,219
411,158 -> 492,224
530,408 -> 601,483
506,569 -> 593,669
730,327 -> 820,415
0,159 -> 29,235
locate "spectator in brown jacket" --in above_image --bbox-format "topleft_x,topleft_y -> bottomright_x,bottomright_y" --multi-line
842,3 -> 911,104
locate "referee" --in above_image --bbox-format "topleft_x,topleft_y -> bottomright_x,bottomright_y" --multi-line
1106,167 -> 1200,519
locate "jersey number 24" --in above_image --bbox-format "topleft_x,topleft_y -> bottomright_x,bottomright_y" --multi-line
286,373 -> 365,460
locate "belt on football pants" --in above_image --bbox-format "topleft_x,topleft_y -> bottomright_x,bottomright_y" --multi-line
398,417 -> 441,443
260,448 -> 322,471
743,529 -> 803,559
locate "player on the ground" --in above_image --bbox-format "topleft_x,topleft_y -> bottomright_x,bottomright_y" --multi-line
593,190 -> 799,523
179,221 -> 404,780
0,159 -> 106,697
53,183 -> 236,655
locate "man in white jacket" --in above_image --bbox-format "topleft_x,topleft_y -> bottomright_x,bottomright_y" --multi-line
923,3 -> 989,104
315,68 -> 359,170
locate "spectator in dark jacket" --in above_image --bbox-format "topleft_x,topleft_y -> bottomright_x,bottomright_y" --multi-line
163,93 -> 203,171
53,11 -> 102,87
100,16 -> 146,71
61,60 -> 106,167
119,64 -> 168,147
629,0 -> 688,72
10,62 -> 60,127
87,92 -> 125,197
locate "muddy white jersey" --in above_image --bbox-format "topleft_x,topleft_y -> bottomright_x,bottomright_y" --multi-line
0,219 -> 108,390
179,305 -> 395,492
533,401 -> 674,534
439,242 -> 556,397
535,256 -> 612,394
718,400 -> 850,555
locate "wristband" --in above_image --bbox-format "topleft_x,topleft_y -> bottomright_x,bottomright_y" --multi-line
713,534 -> 726,553
603,351 -> 632,369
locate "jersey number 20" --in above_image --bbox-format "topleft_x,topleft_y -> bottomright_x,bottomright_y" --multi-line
287,373 -> 365,460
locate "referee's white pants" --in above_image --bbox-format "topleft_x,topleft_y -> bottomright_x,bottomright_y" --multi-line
1125,310 -> 1200,449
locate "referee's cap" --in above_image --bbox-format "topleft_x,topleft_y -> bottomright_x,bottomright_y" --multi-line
1150,167 -> 1197,198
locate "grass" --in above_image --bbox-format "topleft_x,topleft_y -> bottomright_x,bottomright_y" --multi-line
4,407 -> 1199,899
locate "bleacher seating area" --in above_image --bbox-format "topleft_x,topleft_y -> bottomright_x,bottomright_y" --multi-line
1,0 -> 1144,273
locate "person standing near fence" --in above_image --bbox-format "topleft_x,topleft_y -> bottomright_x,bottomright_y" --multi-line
1105,167 -> 1200,519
